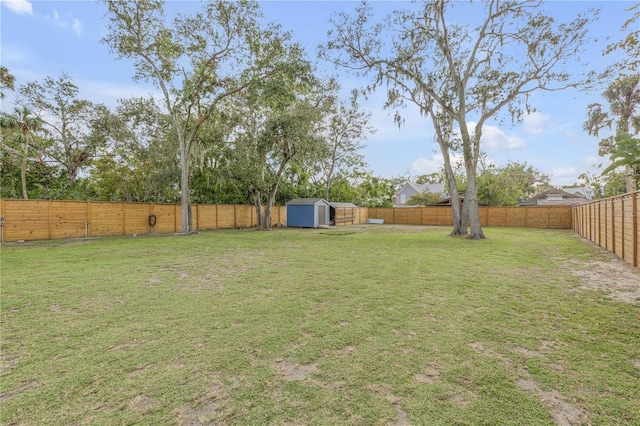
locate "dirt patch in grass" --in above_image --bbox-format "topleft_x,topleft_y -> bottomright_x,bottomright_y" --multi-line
414,366 -> 440,384
0,380 -> 38,402
175,381 -> 235,425
471,341 -> 589,425
517,379 -> 588,426
368,384 -> 410,425
565,258 -> 640,305
274,359 -> 318,381
110,339 -> 147,351
129,394 -> 155,413
175,252 -> 266,293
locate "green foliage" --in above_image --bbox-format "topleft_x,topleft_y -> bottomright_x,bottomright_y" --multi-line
415,172 -> 443,185
477,161 -> 550,206
1,107 -> 47,199
0,66 -> 15,99
406,191 -> 442,206
601,132 -> 640,188
102,0 -> 277,232
18,74 -> 105,186
605,3 -> 640,72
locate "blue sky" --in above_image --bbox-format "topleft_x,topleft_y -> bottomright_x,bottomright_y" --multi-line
1,0 -> 636,186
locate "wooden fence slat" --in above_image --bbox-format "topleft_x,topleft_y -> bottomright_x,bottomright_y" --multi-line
572,191 -> 639,268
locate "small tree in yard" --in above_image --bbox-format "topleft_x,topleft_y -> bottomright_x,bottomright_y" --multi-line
319,92 -> 374,202
323,0 -> 596,238
230,47 -> 330,230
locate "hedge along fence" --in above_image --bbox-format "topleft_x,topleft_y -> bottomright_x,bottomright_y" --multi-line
572,191 -> 639,267
367,206 -> 573,229
0,199 -> 288,242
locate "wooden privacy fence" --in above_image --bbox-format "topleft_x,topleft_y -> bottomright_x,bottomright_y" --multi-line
0,199 -> 368,242
367,206 -> 573,229
572,191 -> 639,267
0,200 -> 287,242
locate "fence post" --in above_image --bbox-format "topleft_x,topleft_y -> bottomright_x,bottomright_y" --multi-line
86,201 -> 91,238
604,200 -> 608,250
611,199 -> 616,255
47,200 -> 51,240
633,192 -> 638,267
621,197 -> 625,260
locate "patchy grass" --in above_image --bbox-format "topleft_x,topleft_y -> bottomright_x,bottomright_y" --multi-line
1,226 -> 638,425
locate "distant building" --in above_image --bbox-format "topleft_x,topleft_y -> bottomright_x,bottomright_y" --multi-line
518,188 -> 588,206
393,183 -> 448,207
562,186 -> 594,200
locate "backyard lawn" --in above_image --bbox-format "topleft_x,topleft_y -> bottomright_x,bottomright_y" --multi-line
1,226 -> 639,425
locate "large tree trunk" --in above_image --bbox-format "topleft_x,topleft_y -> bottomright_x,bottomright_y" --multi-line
625,165 -> 637,192
262,183 -> 281,231
21,137 -> 29,200
444,170 -> 464,236
465,162 -> 485,239
325,177 -> 331,202
179,150 -> 192,234
254,191 -> 265,230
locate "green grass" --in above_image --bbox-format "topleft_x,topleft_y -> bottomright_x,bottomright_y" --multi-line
1,226 -> 639,425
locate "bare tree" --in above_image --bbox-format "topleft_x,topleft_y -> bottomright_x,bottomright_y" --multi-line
323,0 -> 596,238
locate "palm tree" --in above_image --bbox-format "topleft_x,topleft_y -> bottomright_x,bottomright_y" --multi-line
0,108 -> 45,199
602,132 -> 640,190
585,75 -> 640,192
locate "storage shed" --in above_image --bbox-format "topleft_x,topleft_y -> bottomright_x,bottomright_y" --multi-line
286,198 -> 331,228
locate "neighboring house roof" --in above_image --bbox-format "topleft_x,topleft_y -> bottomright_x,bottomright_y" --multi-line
518,188 -> 587,206
562,186 -> 594,200
394,182 -> 447,204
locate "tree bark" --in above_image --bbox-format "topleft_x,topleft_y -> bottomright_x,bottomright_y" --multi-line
254,191 -> 265,230
21,138 -> 28,200
465,161 -> 485,239
625,165 -> 637,192
179,149 -> 192,234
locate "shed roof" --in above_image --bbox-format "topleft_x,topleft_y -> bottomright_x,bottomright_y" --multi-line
286,198 -> 329,205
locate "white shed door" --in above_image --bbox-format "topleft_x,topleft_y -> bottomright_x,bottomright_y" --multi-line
317,205 -> 326,226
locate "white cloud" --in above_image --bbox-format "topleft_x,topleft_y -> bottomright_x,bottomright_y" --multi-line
1,0 -> 33,15
522,111 -> 549,134
563,130 -> 582,142
464,122 -> 526,150
483,125 -> 526,150
550,166 -> 579,186
552,167 -> 577,177
411,155 -> 443,175
410,152 -> 464,176
44,8 -> 82,36
72,18 -> 82,37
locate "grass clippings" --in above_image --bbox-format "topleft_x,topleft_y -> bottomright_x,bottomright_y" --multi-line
1,225 -> 639,425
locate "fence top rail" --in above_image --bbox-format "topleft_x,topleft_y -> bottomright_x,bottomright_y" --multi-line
572,190 -> 639,209
0,199 -> 291,208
